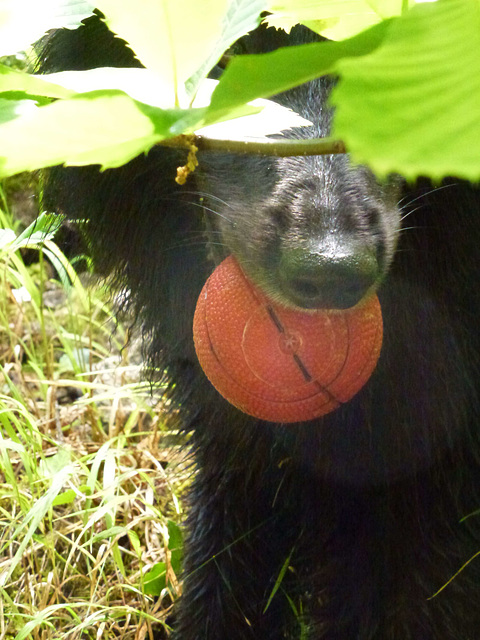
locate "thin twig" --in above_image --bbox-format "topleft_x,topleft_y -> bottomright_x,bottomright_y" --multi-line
159,134 -> 347,157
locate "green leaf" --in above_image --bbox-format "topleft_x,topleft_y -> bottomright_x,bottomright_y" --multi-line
0,90 -> 204,178
142,522 -> 183,596
0,69 -> 307,176
95,0 -> 249,107
52,488 -> 77,506
264,1 -> 419,39
170,547 -> 183,576
0,64 -> 75,99
41,67 -> 180,108
209,20 -> 389,116
267,0 -> 419,39
52,483 -> 91,506
0,0 -> 94,56
14,211 -> 63,246
264,549 -> 293,612
185,0 -> 266,97
0,99 -> 37,125
38,447 -> 72,478
91,525 -> 127,543
331,0 -> 480,180
128,529 -> 142,557
143,562 -> 167,595
167,519 -> 183,552
22,70 -> 284,133
265,0 -> 380,39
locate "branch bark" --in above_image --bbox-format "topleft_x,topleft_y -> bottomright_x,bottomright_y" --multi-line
160,134 -> 347,157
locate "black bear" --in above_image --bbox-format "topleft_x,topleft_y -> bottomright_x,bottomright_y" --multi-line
39,14 -> 480,640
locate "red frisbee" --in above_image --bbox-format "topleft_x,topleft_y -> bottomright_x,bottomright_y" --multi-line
193,256 -> 382,423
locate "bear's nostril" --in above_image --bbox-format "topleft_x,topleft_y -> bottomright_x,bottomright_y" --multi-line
278,245 -> 379,310
292,278 -> 321,301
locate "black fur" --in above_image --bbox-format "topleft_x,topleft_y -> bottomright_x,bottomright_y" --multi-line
39,15 -> 480,639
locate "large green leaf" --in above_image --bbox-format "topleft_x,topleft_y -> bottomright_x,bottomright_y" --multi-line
265,0 -> 411,40
95,0 -> 248,107
0,90 -> 205,176
208,20 -> 389,116
39,67 -> 183,108
0,64 -> 74,99
0,0 -> 94,55
185,0 -> 266,97
331,0 -> 480,180
0,67 -> 311,177
0,98 -> 36,125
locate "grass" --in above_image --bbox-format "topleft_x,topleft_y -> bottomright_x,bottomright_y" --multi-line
0,184 -> 188,639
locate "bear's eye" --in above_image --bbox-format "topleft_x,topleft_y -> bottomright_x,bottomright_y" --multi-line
365,206 -> 380,228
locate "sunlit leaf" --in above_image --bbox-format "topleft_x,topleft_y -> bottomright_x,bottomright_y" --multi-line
0,64 -> 74,99
0,0 -> 94,55
42,67 -> 180,108
0,90 -> 205,177
0,98 -> 38,125
185,0 -> 266,96
264,0 -> 414,39
0,62 -> 312,177
332,0 -> 480,180
209,21 -> 389,115
144,561 -> 167,595
95,0 -> 234,106
167,519 -> 183,551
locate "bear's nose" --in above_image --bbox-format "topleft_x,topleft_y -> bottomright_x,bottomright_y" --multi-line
278,243 -> 378,310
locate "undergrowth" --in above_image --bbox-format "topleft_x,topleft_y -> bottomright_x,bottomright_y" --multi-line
0,183 -> 187,640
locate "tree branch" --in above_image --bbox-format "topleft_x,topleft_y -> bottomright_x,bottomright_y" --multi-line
159,135 -> 346,157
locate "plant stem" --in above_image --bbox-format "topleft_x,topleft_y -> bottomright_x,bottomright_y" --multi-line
159,135 -> 346,157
